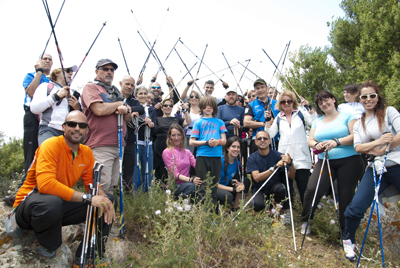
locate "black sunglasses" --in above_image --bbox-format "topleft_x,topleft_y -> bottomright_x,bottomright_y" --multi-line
64,121 -> 88,129
163,104 -> 173,108
99,67 -> 114,72
256,137 -> 269,141
190,95 -> 199,99
280,100 -> 293,105
64,68 -> 73,74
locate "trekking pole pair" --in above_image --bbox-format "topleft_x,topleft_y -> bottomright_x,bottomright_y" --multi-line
300,149 -> 343,250
357,146 -> 390,268
80,162 -> 103,267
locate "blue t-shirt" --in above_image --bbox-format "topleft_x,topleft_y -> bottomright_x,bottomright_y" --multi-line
217,104 -> 244,139
312,111 -> 358,160
247,150 -> 283,191
190,117 -> 227,157
219,156 -> 240,186
23,72 -> 49,107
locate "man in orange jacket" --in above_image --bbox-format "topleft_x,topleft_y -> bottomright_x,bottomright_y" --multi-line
13,110 -> 116,264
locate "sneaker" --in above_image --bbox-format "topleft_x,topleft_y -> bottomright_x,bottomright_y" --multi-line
33,235 -> 58,259
3,195 -> 15,207
283,212 -> 291,225
343,239 -> 356,261
301,222 -> 311,235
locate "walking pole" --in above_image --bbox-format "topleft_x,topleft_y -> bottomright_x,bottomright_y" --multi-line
325,152 -> 343,243
357,146 -> 390,268
118,101 -> 125,236
134,116 -> 142,191
268,42 -> 288,85
222,52 -> 243,95
284,162 -> 297,254
41,0 -> 65,58
232,166 -> 280,222
300,153 -> 327,250
118,37 -> 130,75
144,125 -> 150,192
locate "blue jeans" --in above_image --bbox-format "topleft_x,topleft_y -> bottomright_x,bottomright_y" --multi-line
133,144 -> 153,192
175,182 -> 196,198
343,165 -> 400,242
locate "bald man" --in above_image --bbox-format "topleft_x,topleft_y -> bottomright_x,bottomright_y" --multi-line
13,111 -> 116,263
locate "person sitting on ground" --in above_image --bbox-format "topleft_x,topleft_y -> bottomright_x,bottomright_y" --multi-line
189,96 -> 227,203
12,111 -> 116,265
246,131 -> 294,221
216,136 -> 245,210
154,99 -> 191,183
162,124 -> 201,199
341,81 -> 400,261
30,63 -> 81,145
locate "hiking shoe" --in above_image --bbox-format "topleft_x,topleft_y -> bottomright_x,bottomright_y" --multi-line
33,235 -> 58,259
73,257 -> 111,267
343,239 -> 356,261
301,222 -> 311,235
283,212 -> 291,225
3,195 -> 15,207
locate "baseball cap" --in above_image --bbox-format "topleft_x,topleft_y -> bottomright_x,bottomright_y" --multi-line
253,78 -> 267,87
53,61 -> 78,72
96,59 -> 118,70
226,88 -> 237,94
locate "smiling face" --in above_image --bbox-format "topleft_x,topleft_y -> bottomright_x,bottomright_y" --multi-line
189,92 -> 200,105
62,111 -> 88,147
162,100 -> 173,116
343,90 -> 357,103
254,83 -> 267,100
359,86 -> 379,111
225,92 -> 237,106
255,131 -> 271,150
170,128 -> 183,147
227,141 -> 241,159
204,83 -> 214,95
267,87 -> 275,100
135,88 -> 148,105
151,82 -> 162,98
280,95 -> 293,113
317,97 -> 336,114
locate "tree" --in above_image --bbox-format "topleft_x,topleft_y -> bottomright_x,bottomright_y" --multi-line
0,132 -> 24,178
280,45 -> 343,103
328,0 -> 400,108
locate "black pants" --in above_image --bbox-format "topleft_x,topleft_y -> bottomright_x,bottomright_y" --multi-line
288,169 -> 310,206
122,142 -> 136,191
196,156 -> 222,203
15,192 -> 117,259
23,107 -> 38,172
252,181 -> 289,212
300,155 -> 364,229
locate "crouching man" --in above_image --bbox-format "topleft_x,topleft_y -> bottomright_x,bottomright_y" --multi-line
12,110 -> 116,266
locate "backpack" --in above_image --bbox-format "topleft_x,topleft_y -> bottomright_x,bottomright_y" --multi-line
276,110 -> 305,132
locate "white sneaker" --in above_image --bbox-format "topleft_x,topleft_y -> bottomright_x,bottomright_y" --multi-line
301,222 -> 311,235
343,239 -> 356,261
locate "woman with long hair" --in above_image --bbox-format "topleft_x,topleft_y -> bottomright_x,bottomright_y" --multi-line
341,81 -> 400,260
265,90 -> 316,208
154,98 -> 190,182
185,91 -> 202,154
216,136 -> 245,210
162,124 -> 201,198
300,90 -> 364,235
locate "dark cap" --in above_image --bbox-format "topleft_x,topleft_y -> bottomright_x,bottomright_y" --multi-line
253,78 -> 267,87
96,59 -> 118,70
204,80 -> 214,85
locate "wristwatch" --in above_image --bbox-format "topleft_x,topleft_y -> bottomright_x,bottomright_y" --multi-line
82,193 -> 92,205
36,68 -> 44,73
269,166 -> 275,172
205,140 -> 209,146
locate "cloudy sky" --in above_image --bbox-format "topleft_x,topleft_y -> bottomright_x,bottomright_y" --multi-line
0,0 -> 344,139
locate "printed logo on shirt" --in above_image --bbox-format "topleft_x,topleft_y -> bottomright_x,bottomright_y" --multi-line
245,108 -> 249,113
79,164 -> 85,167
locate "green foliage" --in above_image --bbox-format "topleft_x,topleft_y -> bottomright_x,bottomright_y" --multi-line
0,131 -> 24,178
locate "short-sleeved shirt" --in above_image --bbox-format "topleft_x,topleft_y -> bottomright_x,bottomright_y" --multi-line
247,150 -> 282,191
245,97 -> 277,138
190,117 -> 227,157
23,72 -> 49,107
219,156 -> 240,186
312,111 -> 358,160
217,104 -> 245,139
81,82 -> 127,148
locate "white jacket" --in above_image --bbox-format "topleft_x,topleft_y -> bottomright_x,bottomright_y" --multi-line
266,107 -> 317,170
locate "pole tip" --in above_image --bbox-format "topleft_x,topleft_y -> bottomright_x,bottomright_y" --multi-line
104,21 -> 107,25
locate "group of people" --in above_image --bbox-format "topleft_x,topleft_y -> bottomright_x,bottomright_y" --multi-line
5,53 -> 400,264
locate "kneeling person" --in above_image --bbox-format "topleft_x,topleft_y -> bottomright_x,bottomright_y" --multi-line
247,131 -> 294,213
13,111 -> 116,264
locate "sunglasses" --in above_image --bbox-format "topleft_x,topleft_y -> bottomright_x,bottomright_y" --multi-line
99,67 -> 114,72
360,93 -> 378,100
163,104 -> 173,108
280,100 -> 293,105
190,95 -> 199,99
251,94 -> 256,97
64,121 -> 88,129
257,137 -> 269,141
152,86 -> 161,89
64,68 -> 73,73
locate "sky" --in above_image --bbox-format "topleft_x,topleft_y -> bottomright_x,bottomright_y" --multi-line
0,0 -> 345,139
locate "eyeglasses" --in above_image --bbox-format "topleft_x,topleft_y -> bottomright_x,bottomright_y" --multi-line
64,68 -> 73,74
163,104 -> 173,108
280,100 -> 293,105
190,95 -> 199,99
251,94 -> 256,97
256,137 -> 269,141
152,86 -> 161,89
360,93 -> 378,100
99,67 -> 114,72
64,121 -> 88,129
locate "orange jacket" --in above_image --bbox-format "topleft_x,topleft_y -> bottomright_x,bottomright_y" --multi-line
14,136 -> 95,208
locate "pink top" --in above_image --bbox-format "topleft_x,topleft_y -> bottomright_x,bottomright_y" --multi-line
162,147 -> 196,184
